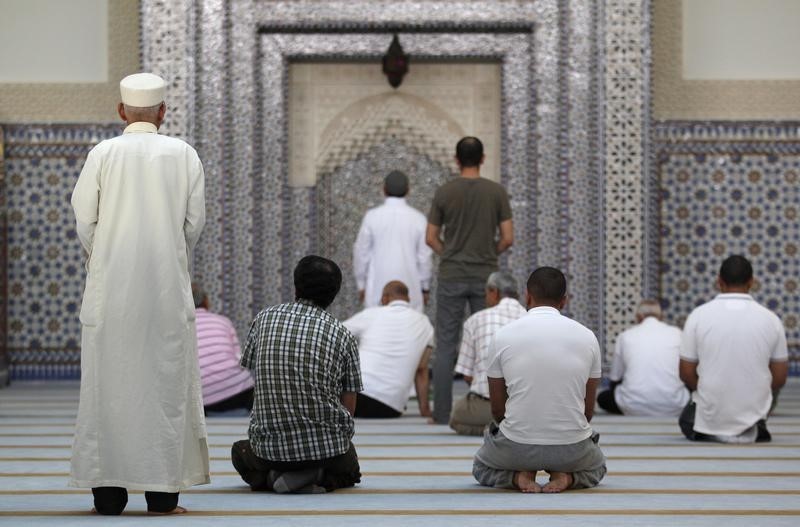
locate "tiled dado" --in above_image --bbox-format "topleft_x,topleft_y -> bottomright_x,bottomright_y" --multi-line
653,121 -> 800,374
2,125 -> 119,379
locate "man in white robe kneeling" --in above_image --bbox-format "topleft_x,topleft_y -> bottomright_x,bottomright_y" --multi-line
70,73 -> 209,515
472,267 -> 606,493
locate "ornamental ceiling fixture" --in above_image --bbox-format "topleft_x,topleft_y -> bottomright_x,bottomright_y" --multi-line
382,34 -> 409,88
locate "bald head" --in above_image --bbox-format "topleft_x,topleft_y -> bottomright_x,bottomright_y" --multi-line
380,281 -> 410,305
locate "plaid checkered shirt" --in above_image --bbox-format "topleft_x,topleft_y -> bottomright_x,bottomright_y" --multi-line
454,297 -> 527,398
241,300 -> 363,462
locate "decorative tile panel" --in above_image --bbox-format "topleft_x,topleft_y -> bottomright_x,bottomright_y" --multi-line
137,0 -> 605,350
563,0 -> 603,335
603,0 -> 648,360
140,0 -> 195,142
1,0 -> 607,378
316,139 -> 453,322
652,121 -> 800,374
245,22 -> 545,339
3,125 -> 120,380
0,127 -> 6,379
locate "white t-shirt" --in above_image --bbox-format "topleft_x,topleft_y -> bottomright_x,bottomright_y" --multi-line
681,293 -> 788,437
610,317 -> 690,416
487,306 -> 601,445
344,300 -> 434,412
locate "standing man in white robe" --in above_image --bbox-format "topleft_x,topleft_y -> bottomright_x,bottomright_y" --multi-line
353,171 -> 432,311
70,73 -> 209,515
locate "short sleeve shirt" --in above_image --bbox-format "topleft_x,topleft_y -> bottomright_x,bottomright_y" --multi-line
428,177 -> 512,281
241,301 -> 363,462
487,307 -> 601,445
680,294 -> 788,436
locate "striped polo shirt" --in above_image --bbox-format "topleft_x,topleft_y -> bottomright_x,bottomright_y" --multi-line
196,308 -> 254,406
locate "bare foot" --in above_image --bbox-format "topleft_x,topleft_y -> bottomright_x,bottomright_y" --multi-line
147,506 -> 187,516
426,417 -> 437,424
542,471 -> 573,493
513,471 -> 541,493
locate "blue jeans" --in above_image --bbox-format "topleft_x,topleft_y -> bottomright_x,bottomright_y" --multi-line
432,280 -> 486,423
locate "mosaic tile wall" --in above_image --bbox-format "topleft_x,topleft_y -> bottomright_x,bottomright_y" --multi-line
316,139 -> 455,322
2,125 -> 120,379
602,0 -> 649,358
2,0 -> 608,378
4,3 -> 798,379
0,127 -> 7,380
140,0 -> 606,345
653,122 -> 800,375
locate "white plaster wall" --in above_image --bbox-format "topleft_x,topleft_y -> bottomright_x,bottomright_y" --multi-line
0,0 -> 108,83
683,0 -> 800,80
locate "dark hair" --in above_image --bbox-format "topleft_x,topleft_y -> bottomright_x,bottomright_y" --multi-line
294,255 -> 342,309
384,170 -> 409,197
191,283 -> 207,308
455,136 -> 484,168
526,266 -> 567,304
719,255 -> 753,286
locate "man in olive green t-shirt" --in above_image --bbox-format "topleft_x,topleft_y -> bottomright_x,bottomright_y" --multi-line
426,137 -> 513,424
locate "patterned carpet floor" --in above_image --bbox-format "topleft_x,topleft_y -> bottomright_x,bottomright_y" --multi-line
1,379 -> 799,526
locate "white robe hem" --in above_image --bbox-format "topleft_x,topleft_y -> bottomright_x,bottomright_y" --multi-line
68,474 -> 210,493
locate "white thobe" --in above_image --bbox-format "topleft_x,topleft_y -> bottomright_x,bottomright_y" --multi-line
69,121 -> 210,492
353,197 -> 432,311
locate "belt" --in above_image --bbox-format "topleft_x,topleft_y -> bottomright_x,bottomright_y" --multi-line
468,392 -> 490,401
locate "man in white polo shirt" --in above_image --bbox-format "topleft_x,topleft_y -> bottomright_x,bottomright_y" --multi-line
679,255 -> 789,443
597,299 -> 689,416
472,267 -> 606,493
344,281 -> 434,418
450,271 -> 526,435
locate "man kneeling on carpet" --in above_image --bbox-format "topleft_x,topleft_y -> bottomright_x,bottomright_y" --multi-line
343,280 -> 434,418
678,255 -> 788,443
472,267 -> 606,493
232,256 -> 363,493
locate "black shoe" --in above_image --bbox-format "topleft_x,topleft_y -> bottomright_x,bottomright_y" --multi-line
755,419 -> 771,443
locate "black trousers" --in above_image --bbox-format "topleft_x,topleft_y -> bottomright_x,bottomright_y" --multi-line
679,401 -> 771,443
231,439 -> 361,492
354,393 -> 402,418
596,384 -> 623,415
91,487 -> 178,515
204,387 -> 255,414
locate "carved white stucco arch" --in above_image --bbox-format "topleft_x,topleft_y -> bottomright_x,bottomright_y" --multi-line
315,92 -> 464,181
288,62 -> 502,187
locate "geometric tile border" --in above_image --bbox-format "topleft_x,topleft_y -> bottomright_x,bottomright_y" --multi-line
0,126 -> 7,380
602,0 -> 649,360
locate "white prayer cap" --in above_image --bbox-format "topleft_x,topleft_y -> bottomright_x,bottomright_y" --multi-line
119,73 -> 166,107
